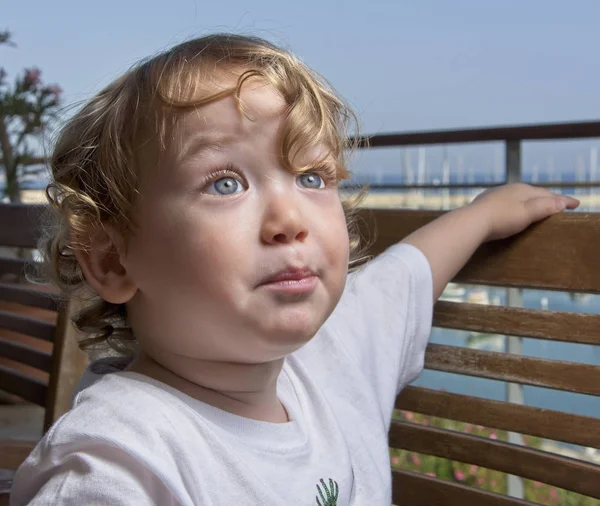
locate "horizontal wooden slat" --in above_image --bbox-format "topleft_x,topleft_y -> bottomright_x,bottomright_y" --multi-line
434,301 -> 600,346
0,257 -> 26,277
0,365 -> 47,405
0,301 -> 57,324
0,338 -> 52,372
389,421 -> 600,498
0,440 -> 36,469
0,204 -> 45,248
425,343 -> 600,396
0,356 -> 49,385
0,284 -> 59,311
0,310 -> 55,342
392,468 -> 535,506
356,120 -> 600,148
359,210 -> 600,293
0,329 -> 52,354
396,386 -> 600,449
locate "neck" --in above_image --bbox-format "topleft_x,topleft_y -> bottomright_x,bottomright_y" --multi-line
128,351 -> 289,423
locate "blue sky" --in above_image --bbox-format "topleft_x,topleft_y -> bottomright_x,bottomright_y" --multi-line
5,0 -> 600,133
3,0 -> 600,178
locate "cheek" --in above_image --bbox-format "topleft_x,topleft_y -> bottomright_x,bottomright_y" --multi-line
125,204 -> 255,293
320,203 -> 350,269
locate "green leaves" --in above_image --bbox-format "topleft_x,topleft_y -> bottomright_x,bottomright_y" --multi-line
0,30 -> 16,47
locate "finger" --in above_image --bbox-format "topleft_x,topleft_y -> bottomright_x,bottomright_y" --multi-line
554,194 -> 580,210
524,185 -> 579,208
523,196 -> 567,222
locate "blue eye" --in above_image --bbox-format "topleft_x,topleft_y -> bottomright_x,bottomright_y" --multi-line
297,173 -> 325,189
211,177 -> 243,195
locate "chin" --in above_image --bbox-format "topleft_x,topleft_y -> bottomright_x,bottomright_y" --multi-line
258,315 -> 324,355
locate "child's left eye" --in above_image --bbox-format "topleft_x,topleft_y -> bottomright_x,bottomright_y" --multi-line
297,173 -> 325,189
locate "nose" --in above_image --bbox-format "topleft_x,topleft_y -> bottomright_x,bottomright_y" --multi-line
260,192 -> 308,245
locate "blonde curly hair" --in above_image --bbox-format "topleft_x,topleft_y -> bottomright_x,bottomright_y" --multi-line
39,33 -> 365,357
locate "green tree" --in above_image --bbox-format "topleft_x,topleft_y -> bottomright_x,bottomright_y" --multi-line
0,29 -> 62,202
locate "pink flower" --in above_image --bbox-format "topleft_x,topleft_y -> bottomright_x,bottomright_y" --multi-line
490,480 -> 497,488
549,489 -> 558,499
405,411 -> 414,421
477,477 -> 484,485
23,67 -> 41,88
489,432 -> 497,440
426,472 -> 436,477
533,481 -> 542,489
410,454 -> 421,466
454,470 -> 465,481
391,456 -> 400,466
469,465 -> 478,475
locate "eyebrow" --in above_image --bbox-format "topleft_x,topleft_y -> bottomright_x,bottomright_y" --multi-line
178,133 -> 236,161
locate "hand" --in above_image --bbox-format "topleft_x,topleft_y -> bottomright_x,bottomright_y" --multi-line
470,183 -> 580,242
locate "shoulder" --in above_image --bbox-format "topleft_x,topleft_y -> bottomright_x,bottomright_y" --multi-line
345,242 -> 432,295
299,242 -> 433,408
44,372 -> 199,453
11,374 -> 195,505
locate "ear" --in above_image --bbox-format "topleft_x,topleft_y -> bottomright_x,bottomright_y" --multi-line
74,226 -> 137,304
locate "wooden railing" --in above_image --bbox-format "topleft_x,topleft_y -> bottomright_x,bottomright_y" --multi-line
354,120 -> 600,504
352,119 -> 600,190
357,209 -> 600,505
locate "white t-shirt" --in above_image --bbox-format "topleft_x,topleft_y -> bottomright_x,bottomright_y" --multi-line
10,243 -> 432,506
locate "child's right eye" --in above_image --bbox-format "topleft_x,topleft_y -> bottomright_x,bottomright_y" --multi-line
201,165 -> 247,196
209,176 -> 244,196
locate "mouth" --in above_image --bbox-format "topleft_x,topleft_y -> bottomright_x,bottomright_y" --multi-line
258,267 -> 318,295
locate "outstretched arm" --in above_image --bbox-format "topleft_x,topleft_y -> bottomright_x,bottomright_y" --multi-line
402,183 -> 579,300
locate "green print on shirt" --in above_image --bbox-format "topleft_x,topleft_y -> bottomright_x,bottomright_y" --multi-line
316,478 -> 339,506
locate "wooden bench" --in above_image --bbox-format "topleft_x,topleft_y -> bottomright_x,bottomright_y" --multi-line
0,203 -> 87,506
2,203 -> 599,504
359,209 -> 600,505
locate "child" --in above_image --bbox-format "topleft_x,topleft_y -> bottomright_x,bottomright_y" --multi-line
10,33 -> 578,505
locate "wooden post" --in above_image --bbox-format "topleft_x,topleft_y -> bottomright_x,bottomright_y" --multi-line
505,139 -> 525,499
43,299 -> 88,432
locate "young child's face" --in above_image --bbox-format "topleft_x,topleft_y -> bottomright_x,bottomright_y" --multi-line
120,78 -> 350,364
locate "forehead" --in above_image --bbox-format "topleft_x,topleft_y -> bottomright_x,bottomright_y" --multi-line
136,70 -> 336,181
174,80 -> 287,152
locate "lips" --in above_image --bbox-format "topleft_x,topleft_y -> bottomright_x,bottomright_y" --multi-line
257,267 -> 319,296
259,267 -> 316,286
